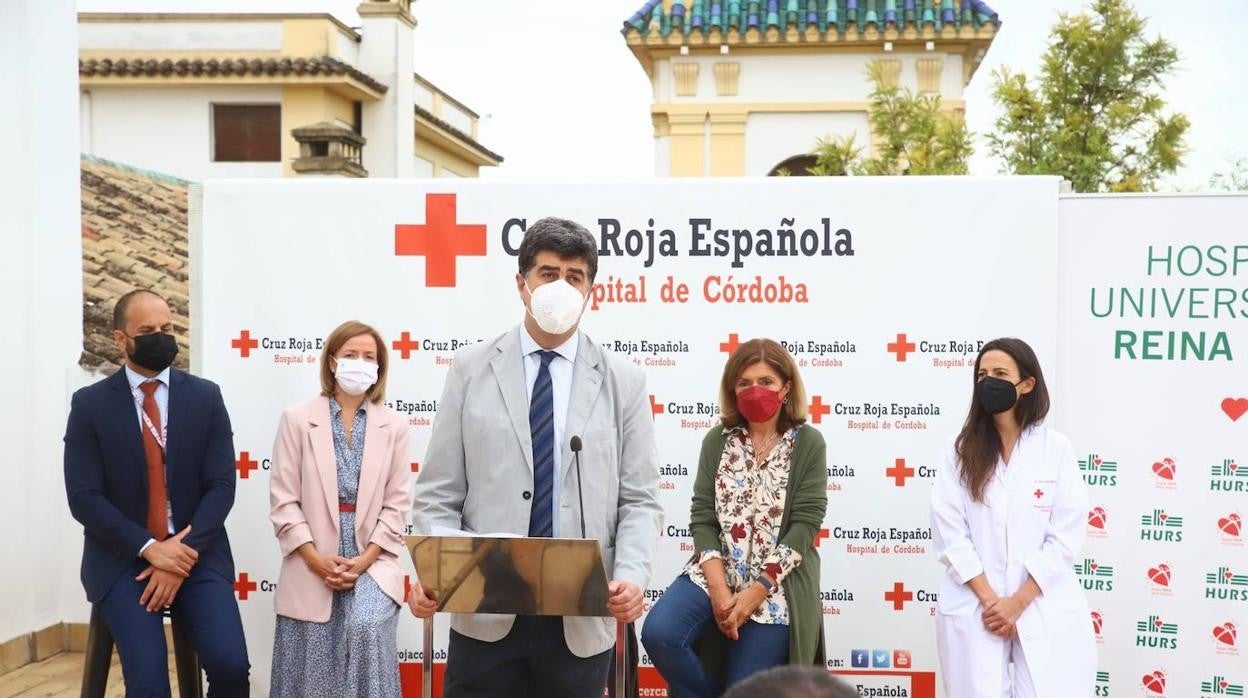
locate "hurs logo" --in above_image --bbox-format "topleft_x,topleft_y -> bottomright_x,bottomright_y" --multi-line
1140,509 -> 1184,543
1206,567 -> 1248,603
1080,453 -> 1118,487
1211,458 -> 1247,493
1201,675 -> 1244,697
1136,614 -> 1179,650
1076,559 -> 1114,592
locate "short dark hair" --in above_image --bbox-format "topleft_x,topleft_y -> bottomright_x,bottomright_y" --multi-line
722,666 -> 859,698
112,289 -> 167,331
517,217 -> 598,282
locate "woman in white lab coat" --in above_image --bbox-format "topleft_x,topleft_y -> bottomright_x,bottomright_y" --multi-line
930,338 -> 1096,698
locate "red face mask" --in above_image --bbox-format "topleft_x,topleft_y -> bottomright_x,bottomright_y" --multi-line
737,385 -> 783,424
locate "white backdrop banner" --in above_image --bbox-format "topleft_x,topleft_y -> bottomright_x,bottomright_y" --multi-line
189,178 -> 1240,698
1055,194 -> 1247,698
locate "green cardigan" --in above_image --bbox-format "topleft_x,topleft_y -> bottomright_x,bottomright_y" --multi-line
686,424 -> 828,678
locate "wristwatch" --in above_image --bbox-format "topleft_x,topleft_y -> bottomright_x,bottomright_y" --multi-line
755,575 -> 775,593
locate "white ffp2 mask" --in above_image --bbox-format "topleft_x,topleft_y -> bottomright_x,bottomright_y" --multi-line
526,279 -> 588,335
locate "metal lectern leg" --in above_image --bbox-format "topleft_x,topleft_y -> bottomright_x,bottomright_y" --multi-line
423,616 -> 434,698
615,621 -> 627,698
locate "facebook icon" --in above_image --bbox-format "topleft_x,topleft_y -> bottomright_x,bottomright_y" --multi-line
851,649 -> 870,668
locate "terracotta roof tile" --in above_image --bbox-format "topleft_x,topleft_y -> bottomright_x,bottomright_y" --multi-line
80,155 -> 192,373
80,56 -> 389,95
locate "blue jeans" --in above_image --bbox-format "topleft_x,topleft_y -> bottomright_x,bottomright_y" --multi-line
641,575 -> 789,698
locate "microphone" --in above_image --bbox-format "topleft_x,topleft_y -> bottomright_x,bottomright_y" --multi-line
570,435 -> 586,539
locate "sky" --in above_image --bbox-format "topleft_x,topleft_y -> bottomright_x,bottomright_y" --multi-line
78,0 -> 1248,188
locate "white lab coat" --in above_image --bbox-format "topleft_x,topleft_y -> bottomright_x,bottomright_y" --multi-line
930,425 -> 1096,698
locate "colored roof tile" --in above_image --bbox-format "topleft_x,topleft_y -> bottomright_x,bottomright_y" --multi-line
623,0 -> 998,38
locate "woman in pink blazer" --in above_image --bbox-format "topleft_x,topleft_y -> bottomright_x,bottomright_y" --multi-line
268,320 -> 412,697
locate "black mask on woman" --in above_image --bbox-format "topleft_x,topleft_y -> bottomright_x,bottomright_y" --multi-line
127,332 -> 179,372
975,376 -> 1021,414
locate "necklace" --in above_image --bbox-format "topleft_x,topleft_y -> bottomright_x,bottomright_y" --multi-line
751,431 -> 780,462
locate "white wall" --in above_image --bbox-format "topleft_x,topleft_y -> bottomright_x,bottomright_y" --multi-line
79,20 -> 283,51
655,51 -> 965,103
413,154 -> 434,177
744,110 -> 871,175
0,0 -> 90,643
82,86 -> 284,181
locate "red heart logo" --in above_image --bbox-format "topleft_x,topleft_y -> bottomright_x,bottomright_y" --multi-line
1213,622 -> 1237,646
1159,512 -> 1169,521
1152,459 -> 1176,480
1223,681 -> 1231,689
1142,670 -> 1166,693
1228,570 -> 1236,581
1093,457 -> 1103,465
1231,462 -> 1239,472
1221,515 -> 1243,536
1154,618 -> 1164,629
1147,564 -> 1171,586
1224,397 -> 1248,422
1089,561 -> 1099,571
1091,612 -> 1103,634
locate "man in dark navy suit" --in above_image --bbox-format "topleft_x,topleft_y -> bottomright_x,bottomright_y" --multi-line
64,289 -> 249,696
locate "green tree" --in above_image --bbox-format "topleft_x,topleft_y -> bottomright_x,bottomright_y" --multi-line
1209,157 -> 1248,191
804,60 -> 972,176
988,0 -> 1189,192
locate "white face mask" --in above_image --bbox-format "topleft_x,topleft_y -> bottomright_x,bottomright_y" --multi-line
334,357 -> 378,396
525,278 -> 587,335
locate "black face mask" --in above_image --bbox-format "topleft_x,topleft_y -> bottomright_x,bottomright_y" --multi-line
975,376 -> 1021,415
126,332 -> 179,372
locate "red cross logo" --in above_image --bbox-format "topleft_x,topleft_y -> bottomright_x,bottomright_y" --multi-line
410,462 -> 420,473
887,333 -> 917,362
234,573 -> 258,601
886,458 -> 915,487
808,396 -> 831,424
404,575 -> 412,602
395,193 -> 487,287
392,331 -> 420,360
1034,489 -> 1044,499
884,581 -> 914,611
719,333 -> 741,355
235,451 -> 259,480
814,528 -> 830,548
650,395 -> 665,418
231,330 -> 259,358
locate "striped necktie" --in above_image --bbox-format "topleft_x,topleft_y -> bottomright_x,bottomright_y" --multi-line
528,350 -> 558,537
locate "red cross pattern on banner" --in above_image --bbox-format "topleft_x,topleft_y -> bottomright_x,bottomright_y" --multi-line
888,333 -> 917,362
234,573 -> 258,601
392,331 -> 420,360
235,451 -> 259,480
808,396 -> 831,424
231,330 -> 258,358
719,333 -> 741,355
395,193 -> 487,288
887,458 -> 916,487
885,581 -> 914,611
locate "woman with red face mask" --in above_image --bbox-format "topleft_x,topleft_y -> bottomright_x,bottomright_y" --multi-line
642,338 -> 828,697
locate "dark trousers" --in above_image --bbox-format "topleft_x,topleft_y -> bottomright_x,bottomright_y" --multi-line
96,561 -> 250,697
640,575 -> 789,698
445,616 -> 611,698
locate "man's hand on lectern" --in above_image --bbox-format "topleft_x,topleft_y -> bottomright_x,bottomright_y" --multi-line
607,581 -> 643,623
407,581 -> 437,619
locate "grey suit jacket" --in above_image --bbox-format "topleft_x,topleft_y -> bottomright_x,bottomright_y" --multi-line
412,326 -> 663,657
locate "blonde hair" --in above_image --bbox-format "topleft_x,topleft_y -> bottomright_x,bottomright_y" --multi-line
718,338 -> 808,431
319,321 -> 389,403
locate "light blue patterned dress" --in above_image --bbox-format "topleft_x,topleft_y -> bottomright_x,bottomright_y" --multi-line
271,398 -> 401,697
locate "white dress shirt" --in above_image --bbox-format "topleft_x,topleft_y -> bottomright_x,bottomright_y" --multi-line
126,364 -> 175,555
518,325 -> 579,538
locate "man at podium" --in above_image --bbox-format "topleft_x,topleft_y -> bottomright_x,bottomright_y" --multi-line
410,217 -> 663,697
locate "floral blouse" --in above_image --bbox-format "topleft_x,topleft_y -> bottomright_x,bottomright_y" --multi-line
684,426 -> 803,625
